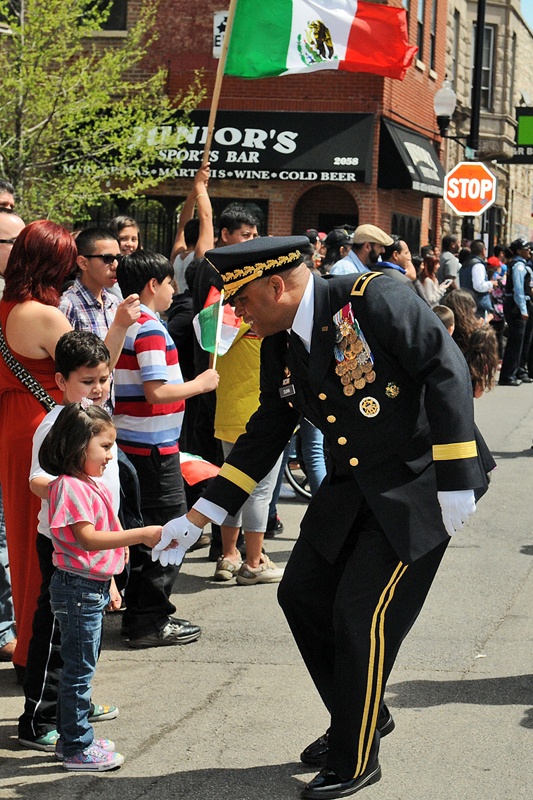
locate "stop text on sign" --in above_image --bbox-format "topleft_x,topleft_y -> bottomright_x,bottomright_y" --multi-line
446,177 -> 493,200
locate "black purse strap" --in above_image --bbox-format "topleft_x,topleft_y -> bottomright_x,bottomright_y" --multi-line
0,321 -> 57,412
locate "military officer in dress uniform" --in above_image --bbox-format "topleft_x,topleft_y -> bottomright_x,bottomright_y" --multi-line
153,237 -> 494,799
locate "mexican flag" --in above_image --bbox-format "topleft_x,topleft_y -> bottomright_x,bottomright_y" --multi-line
180,452 -> 220,485
193,286 -> 241,356
225,0 -> 417,81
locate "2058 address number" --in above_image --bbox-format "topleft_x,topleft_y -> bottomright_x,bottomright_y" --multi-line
333,157 -> 359,166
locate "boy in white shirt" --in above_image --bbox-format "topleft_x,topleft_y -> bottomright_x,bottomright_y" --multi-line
19,331 -> 119,751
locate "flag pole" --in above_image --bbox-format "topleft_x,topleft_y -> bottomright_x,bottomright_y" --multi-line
212,289 -> 226,370
202,0 -> 239,165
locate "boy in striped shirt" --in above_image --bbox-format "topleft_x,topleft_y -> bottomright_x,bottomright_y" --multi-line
114,251 -> 218,648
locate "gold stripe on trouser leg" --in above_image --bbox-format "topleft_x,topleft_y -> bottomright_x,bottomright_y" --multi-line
354,562 -> 409,778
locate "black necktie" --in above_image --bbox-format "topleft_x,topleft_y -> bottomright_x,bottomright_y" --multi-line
290,332 -> 309,366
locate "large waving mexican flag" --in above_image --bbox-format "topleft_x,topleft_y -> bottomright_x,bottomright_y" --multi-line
225,0 -> 417,81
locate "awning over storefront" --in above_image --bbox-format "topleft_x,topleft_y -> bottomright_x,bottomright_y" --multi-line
378,119 -> 445,196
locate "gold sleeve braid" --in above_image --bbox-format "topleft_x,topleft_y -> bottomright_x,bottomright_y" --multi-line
432,441 -> 477,460
218,462 -> 258,495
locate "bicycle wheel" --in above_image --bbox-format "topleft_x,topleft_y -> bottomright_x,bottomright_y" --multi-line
283,427 -> 312,500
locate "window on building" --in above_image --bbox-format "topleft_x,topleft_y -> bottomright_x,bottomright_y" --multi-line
472,23 -> 495,111
402,0 -> 410,25
509,32 -> 517,113
429,0 -> 437,70
94,0 -> 127,30
1,2 -> 127,30
451,10 -> 460,88
417,0 -> 425,61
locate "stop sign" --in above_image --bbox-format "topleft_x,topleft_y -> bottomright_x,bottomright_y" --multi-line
444,162 -> 497,216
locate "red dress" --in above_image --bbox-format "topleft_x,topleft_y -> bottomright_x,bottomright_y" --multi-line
0,300 -> 63,668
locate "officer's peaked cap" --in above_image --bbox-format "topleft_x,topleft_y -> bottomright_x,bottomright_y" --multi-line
205,236 -> 309,300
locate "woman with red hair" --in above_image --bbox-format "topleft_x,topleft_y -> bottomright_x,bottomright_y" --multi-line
419,254 -> 453,307
0,221 -> 75,680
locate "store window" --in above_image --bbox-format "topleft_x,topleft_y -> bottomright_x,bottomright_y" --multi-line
391,213 -> 421,256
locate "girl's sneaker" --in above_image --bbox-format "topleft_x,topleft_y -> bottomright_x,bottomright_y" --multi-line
55,737 -> 115,761
62,741 -> 124,771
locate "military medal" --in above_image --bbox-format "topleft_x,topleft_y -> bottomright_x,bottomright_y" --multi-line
385,382 -> 400,399
333,304 -> 375,396
359,397 -> 380,417
279,365 -> 296,398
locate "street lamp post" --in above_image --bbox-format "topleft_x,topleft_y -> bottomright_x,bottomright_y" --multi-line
433,80 -> 457,138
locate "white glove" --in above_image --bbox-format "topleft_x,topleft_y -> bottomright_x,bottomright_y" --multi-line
151,515 -> 203,567
437,490 -> 476,537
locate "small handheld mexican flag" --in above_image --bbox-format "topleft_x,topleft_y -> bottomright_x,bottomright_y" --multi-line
179,452 -> 220,485
192,285 -> 241,359
225,0 -> 417,81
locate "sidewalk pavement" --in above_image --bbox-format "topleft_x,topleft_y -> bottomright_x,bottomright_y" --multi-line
1,382 -> 532,799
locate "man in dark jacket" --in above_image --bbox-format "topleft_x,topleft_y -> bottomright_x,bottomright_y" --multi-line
459,239 -> 496,318
154,237 -> 494,800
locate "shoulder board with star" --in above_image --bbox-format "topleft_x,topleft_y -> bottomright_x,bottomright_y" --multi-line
350,271 -> 383,297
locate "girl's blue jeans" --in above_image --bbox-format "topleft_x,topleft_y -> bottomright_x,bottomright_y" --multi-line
50,569 -> 110,757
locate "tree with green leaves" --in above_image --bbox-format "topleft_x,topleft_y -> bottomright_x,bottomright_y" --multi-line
0,0 -> 204,222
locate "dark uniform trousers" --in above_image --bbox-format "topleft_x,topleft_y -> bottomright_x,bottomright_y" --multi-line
202,272 -> 493,781
279,503 -> 447,780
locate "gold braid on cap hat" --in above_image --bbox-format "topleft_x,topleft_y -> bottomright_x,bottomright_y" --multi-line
206,249 -> 302,299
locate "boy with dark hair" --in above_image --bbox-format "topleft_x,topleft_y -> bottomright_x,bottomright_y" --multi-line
216,203 -> 260,241
19,331 -> 117,752
114,250 -> 172,298
60,226 -> 141,412
114,250 -> 219,648
432,304 -> 455,335
55,329 -> 111,375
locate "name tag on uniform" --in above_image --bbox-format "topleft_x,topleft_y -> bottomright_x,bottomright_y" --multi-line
279,383 -> 296,398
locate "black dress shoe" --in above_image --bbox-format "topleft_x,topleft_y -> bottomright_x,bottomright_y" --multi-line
300,706 -> 394,767
498,377 -> 522,386
302,763 -> 381,799
127,620 -> 201,648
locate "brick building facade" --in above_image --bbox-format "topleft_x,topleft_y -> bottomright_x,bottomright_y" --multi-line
101,0 -> 449,255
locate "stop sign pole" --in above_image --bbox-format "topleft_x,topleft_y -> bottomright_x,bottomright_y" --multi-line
443,161 -> 497,217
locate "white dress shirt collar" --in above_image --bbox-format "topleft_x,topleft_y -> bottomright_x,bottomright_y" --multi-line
290,270 -> 314,352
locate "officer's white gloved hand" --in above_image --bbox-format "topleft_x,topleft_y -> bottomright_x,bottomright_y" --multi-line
151,515 -> 203,567
437,490 -> 476,536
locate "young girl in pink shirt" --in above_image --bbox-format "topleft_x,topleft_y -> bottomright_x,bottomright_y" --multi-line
39,402 -> 162,771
